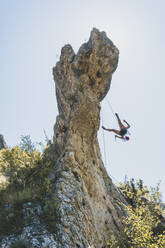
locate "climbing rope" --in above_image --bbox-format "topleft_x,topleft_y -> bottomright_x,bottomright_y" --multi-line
106,98 -> 116,117
101,98 -> 131,199
101,100 -> 120,180
101,103 -> 125,195
101,98 -> 116,167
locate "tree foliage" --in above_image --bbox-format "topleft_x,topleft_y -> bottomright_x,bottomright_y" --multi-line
0,137 -> 54,239
19,135 -> 36,153
108,179 -> 165,247
0,145 -> 52,203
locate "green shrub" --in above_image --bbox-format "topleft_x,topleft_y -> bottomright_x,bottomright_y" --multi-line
0,142 -> 55,239
108,179 -> 165,248
0,145 -> 53,202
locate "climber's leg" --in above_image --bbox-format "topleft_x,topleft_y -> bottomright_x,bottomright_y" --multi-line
115,135 -> 123,140
106,129 -> 121,135
115,113 -> 125,130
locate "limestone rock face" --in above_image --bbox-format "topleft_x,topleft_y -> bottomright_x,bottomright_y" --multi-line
0,135 -> 6,150
51,28 -> 126,247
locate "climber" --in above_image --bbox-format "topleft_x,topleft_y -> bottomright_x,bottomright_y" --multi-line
102,113 -> 130,141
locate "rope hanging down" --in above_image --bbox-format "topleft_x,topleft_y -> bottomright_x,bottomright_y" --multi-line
106,98 -> 116,117
101,106 -> 126,196
101,106 -> 123,187
101,99 -> 131,196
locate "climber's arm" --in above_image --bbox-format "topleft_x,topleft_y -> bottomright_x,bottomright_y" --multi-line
102,126 -> 108,131
105,128 -> 112,131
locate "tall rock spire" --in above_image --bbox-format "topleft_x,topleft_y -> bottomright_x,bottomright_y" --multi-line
51,28 -> 126,247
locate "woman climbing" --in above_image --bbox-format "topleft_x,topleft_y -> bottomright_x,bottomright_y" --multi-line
102,113 -> 131,141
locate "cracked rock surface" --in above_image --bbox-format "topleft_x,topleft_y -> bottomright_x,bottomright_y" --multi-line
51,28 -> 126,247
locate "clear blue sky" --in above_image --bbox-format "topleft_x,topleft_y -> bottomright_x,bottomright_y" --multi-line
1,0 -> 165,199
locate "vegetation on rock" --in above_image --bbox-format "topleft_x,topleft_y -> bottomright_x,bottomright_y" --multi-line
0,136 -> 54,240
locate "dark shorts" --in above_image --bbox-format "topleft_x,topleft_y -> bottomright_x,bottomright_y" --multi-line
120,129 -> 127,136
